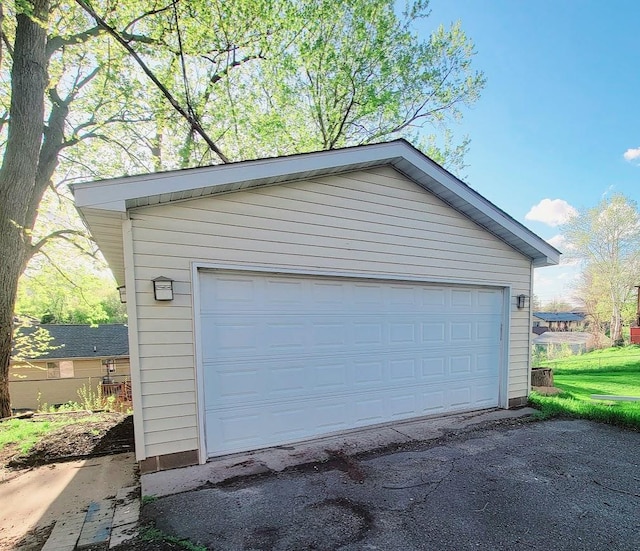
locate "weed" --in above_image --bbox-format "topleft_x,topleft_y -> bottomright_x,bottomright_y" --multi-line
141,495 -> 157,505
140,526 -> 207,551
77,382 -> 107,411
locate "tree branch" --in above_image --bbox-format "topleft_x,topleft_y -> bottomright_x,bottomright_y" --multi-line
47,26 -> 102,56
74,0 -> 230,164
28,229 -> 89,262
123,3 -> 174,33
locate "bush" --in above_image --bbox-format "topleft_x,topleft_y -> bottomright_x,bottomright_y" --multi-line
532,343 -> 576,366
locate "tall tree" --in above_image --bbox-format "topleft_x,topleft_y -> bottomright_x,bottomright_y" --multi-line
0,0 -> 51,418
563,194 -> 640,344
0,0 -> 229,417
1,0 -> 484,417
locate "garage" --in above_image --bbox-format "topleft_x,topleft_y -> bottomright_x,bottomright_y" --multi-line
198,270 -> 505,456
72,139 -> 560,471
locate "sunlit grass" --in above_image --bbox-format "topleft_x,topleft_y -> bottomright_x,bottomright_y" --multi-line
530,346 -> 640,429
0,418 -> 76,454
539,345 -> 640,374
0,414 -> 101,454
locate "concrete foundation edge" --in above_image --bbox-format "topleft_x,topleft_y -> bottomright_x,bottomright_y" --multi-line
139,450 -> 199,474
508,395 -> 529,408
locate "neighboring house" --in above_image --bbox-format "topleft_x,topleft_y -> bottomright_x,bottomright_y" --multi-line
72,140 -> 560,473
10,324 -> 130,410
532,312 -> 586,332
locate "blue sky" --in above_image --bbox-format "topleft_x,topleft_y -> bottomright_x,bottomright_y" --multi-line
422,0 -> 640,304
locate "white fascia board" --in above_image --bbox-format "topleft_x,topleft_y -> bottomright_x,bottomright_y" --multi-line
72,191 -> 126,212
532,256 -> 558,268
70,142 -> 404,210
394,146 -> 560,266
70,140 -> 559,265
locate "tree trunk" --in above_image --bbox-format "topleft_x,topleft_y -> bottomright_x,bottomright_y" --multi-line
531,368 -> 554,387
0,1 -> 49,418
610,304 -> 622,344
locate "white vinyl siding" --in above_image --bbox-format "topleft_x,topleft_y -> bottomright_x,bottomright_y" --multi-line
129,166 -> 532,459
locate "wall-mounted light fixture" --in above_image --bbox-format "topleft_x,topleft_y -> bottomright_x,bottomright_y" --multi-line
516,294 -> 529,309
117,285 -> 127,303
153,276 -> 174,301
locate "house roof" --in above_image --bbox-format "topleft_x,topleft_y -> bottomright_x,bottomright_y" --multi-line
533,312 -> 586,323
16,324 -> 129,360
71,140 -> 560,285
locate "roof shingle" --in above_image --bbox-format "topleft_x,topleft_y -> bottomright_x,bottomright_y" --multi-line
17,324 -> 129,360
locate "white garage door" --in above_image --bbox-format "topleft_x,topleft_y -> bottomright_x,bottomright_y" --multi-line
198,271 -> 504,457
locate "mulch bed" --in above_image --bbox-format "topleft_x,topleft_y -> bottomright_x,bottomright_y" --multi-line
1,412 -> 134,470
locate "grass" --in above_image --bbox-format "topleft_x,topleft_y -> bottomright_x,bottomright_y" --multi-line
140,527 -> 207,551
0,417 -> 78,454
0,413 -> 102,454
529,345 -> 640,429
141,495 -> 158,505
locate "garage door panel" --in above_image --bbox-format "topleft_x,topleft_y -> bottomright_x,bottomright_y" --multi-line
450,355 -> 472,374
314,362 -> 348,389
314,401 -> 350,431
451,322 -> 473,341
422,322 -> 446,342
205,381 -> 500,456
215,323 -> 258,353
354,398 -> 386,423
206,350 -> 498,406
200,276 -> 257,309
354,322 -> 383,345
209,376 -> 499,451
477,321 -> 501,340
271,406 -> 308,437
421,357 -> 446,377
474,382 -> 500,406
200,271 -> 504,456
451,288 -> 473,307
450,386 -> 472,408
422,287 -> 446,306
353,359 -> 384,386
388,358 -> 416,381
312,281 -> 347,303
477,353 -> 497,373
205,320 -> 500,360
214,367 -> 262,398
389,393 -> 417,417
421,390 -> 446,414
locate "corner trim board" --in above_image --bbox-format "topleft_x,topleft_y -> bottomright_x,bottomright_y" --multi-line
122,219 -> 146,460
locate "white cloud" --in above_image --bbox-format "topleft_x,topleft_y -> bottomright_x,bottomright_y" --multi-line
601,184 -> 615,199
525,199 -> 577,227
546,234 -> 565,249
623,147 -> 640,162
545,234 -> 580,265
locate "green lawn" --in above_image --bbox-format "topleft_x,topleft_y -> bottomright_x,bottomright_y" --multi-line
529,346 -> 640,429
0,417 -> 79,454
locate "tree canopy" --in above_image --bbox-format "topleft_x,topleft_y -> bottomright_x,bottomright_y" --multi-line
563,194 -> 640,343
0,0 -> 485,417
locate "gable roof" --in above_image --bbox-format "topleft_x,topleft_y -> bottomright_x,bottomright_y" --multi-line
15,324 -> 129,360
71,140 -> 560,284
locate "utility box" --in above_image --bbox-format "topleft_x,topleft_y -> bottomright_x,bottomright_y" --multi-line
631,327 -> 640,344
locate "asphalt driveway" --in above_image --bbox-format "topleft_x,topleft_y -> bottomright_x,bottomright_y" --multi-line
144,419 -> 640,550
